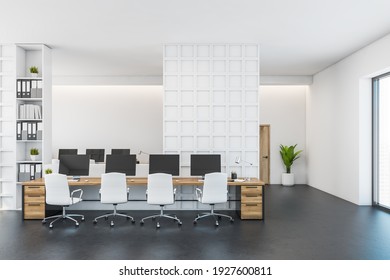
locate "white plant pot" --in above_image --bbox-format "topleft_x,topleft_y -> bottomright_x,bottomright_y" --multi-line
30,73 -> 38,78
282,173 -> 295,186
30,155 -> 37,161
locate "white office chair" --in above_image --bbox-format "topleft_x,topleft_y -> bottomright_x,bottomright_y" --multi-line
93,172 -> 135,227
140,173 -> 182,228
42,173 -> 84,229
194,172 -> 234,226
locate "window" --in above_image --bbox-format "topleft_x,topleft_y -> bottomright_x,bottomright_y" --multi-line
373,72 -> 390,209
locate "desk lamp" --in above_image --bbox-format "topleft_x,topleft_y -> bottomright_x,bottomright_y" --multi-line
138,150 -> 150,163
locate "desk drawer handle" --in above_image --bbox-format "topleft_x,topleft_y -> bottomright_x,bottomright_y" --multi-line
27,194 -> 41,197
27,203 -> 41,206
245,194 -> 259,197
27,186 -> 41,189
245,203 -> 259,207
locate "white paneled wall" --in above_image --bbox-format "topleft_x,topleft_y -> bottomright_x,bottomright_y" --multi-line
163,44 -> 259,179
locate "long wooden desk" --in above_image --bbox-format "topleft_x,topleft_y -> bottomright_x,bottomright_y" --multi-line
22,177 -> 265,221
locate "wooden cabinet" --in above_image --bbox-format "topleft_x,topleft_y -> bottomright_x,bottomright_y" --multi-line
23,185 -> 45,219
238,185 -> 263,220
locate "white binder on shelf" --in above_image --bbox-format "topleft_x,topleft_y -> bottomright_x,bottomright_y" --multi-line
27,122 -> 32,140
16,122 -> 22,140
32,122 -> 37,140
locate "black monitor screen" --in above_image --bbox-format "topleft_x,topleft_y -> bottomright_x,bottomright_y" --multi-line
86,149 -> 105,163
105,154 -> 136,176
190,154 -> 221,177
58,149 -> 77,158
111,149 -> 130,155
59,155 -> 90,176
149,154 -> 180,176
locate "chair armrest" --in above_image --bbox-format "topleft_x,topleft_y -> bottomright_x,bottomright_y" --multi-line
195,187 -> 202,201
71,189 -> 83,204
227,190 -> 232,199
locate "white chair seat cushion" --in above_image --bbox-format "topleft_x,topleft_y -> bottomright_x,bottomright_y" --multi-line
47,196 -> 82,206
101,198 -> 127,204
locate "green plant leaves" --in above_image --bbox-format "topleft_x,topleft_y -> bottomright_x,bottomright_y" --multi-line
279,144 -> 302,173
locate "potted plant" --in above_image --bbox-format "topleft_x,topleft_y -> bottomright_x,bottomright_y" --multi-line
29,66 -> 39,77
30,148 -> 39,161
45,168 -> 52,174
279,144 -> 302,186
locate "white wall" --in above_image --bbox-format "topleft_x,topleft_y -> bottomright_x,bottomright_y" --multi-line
260,86 -> 307,184
307,33 -> 390,205
52,86 -> 163,163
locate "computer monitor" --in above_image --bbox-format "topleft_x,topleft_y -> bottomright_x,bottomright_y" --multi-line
105,154 -> 136,176
59,155 -> 90,176
86,149 -> 105,163
149,154 -> 180,176
111,149 -> 130,155
58,149 -> 77,158
190,154 -> 221,177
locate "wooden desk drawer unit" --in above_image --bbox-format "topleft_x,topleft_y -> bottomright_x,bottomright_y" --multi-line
23,186 -> 45,220
239,185 -> 263,220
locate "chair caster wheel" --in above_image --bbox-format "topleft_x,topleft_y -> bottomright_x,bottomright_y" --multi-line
218,216 -> 222,220
110,221 -> 114,227
215,221 -> 219,226
230,218 -> 234,223
75,223 -> 79,227
140,221 -> 144,226
81,217 -> 85,221
42,220 -> 46,224
131,220 -> 136,224
156,223 -> 160,228
93,220 -> 97,224
178,221 -> 182,226
193,220 -> 197,225
49,224 -> 53,229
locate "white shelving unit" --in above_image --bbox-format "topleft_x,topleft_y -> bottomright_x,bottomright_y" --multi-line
163,44 -> 260,178
0,44 -> 51,210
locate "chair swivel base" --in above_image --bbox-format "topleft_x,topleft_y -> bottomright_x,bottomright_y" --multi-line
140,206 -> 182,228
193,205 -> 234,226
93,204 -> 135,227
42,207 -> 85,229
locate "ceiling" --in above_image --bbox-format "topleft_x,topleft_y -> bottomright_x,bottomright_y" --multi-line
1,0 -> 390,80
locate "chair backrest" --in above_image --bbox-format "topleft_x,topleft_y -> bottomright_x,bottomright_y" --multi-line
45,174 -> 71,205
201,172 -> 228,204
100,173 -> 128,204
147,173 -> 174,205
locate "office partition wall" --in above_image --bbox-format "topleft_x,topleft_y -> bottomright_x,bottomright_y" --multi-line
163,44 -> 260,179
